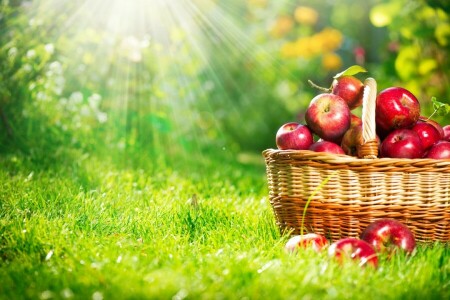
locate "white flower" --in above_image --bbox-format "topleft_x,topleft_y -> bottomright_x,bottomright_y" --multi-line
69,92 -> 83,105
92,291 -> 103,300
26,49 -> 36,58
36,91 -> 47,101
88,93 -> 102,109
8,47 -> 18,58
80,105 -> 91,117
97,112 -> 108,123
49,61 -> 63,74
44,43 -> 54,54
23,64 -> 33,72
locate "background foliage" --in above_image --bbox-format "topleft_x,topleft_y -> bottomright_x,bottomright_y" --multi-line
0,0 -> 449,168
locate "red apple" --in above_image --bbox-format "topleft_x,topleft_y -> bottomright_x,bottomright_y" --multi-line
276,122 -> 314,150
305,93 -> 351,143
443,125 -> 450,141
331,76 -> 364,110
328,238 -> 378,268
350,114 -> 362,128
360,218 -> 416,256
411,121 -> 441,150
380,129 -> 424,158
375,87 -> 420,132
425,140 -> 450,159
341,125 -> 380,157
284,233 -> 329,253
309,140 -> 345,155
419,116 -> 444,139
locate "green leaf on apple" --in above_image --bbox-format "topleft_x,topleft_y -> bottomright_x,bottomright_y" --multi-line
333,65 -> 368,79
430,97 -> 450,117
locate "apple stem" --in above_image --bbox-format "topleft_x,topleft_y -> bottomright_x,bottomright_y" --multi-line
308,80 -> 331,93
425,110 -> 437,122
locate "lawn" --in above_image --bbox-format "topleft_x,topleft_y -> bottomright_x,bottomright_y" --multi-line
0,151 -> 449,300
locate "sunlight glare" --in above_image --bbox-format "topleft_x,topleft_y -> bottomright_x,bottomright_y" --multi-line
24,0 -> 274,163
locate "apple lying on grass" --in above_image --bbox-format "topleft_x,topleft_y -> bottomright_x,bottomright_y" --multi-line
360,218 -> 416,255
284,233 -> 329,253
328,238 -> 378,268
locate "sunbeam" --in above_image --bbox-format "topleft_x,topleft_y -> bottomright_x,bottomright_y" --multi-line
13,0 -> 298,168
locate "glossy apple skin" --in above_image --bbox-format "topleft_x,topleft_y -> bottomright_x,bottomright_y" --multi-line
331,76 -> 364,110
425,140 -> 450,159
360,218 -> 416,255
284,233 -> 329,253
411,122 -> 441,150
305,93 -> 351,143
419,116 -> 444,139
309,140 -> 345,155
375,87 -> 420,132
380,129 -> 424,158
443,125 -> 450,141
276,122 -> 314,150
328,238 -> 378,268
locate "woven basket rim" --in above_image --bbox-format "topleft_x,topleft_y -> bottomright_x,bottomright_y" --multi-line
263,148 -> 450,168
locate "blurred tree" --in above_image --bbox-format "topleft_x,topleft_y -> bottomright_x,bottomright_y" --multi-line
369,0 -> 450,120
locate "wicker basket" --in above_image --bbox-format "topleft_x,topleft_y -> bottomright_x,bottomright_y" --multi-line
263,78 -> 450,243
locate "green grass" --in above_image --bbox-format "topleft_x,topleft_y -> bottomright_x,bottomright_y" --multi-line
0,151 -> 449,300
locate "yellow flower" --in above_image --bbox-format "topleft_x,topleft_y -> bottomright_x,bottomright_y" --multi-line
322,52 -> 343,71
294,6 -> 319,26
280,42 -> 298,58
316,28 -> 343,52
270,15 -> 294,38
294,37 -> 316,58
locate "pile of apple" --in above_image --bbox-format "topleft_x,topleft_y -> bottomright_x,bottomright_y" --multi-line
276,66 -> 450,159
284,218 -> 416,268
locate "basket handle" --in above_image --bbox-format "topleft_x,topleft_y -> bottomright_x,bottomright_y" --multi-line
359,77 -> 378,159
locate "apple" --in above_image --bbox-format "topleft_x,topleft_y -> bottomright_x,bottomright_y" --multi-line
419,116 -> 444,139
360,218 -> 416,256
284,233 -> 329,253
331,76 -> 364,110
425,140 -> 450,159
341,125 -> 380,157
411,121 -> 441,150
305,93 -> 351,143
309,140 -> 345,155
380,129 -> 424,158
328,238 -> 378,268
341,125 -> 363,157
375,87 -> 420,132
276,122 -> 314,150
350,114 -> 363,128
443,125 -> 450,141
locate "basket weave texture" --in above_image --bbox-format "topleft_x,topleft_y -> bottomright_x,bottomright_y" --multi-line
263,78 -> 450,243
